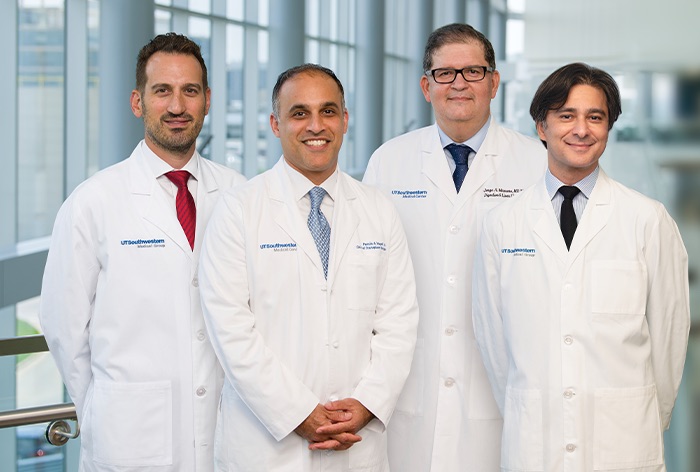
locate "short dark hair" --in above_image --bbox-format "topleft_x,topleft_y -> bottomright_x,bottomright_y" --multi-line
423,23 -> 496,72
135,33 -> 208,93
271,64 -> 345,119
530,62 -> 622,131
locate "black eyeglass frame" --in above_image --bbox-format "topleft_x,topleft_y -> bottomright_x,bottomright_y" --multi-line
426,66 -> 495,84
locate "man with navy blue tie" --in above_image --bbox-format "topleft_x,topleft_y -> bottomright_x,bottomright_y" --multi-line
363,23 -> 546,472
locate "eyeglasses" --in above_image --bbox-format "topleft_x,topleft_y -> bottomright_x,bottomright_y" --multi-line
427,66 -> 494,84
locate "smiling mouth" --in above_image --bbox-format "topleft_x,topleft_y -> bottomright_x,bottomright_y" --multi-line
566,141 -> 594,149
304,139 -> 329,147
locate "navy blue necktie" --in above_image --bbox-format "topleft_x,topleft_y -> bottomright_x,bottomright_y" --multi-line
446,143 -> 473,192
559,186 -> 581,250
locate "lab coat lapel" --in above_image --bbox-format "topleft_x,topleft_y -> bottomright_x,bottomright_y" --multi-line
129,147 -> 194,259
567,169 -> 613,263
193,157 -> 220,258
268,160 -> 327,277
420,125 -> 458,204
454,135 -> 500,209
328,173 -> 360,289
530,181 -> 568,264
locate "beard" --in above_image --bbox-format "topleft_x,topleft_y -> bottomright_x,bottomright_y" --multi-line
142,104 -> 205,156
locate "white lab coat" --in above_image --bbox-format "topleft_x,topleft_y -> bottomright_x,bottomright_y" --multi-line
39,141 -> 246,472
362,118 -> 547,471
198,158 -> 419,472
472,169 -> 690,472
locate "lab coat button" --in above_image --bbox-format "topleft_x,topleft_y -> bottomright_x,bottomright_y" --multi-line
446,275 -> 456,285
332,341 -> 339,349
564,336 -> 573,345
197,330 -> 206,341
444,377 -> 455,387
566,443 -> 576,453
449,225 -> 460,234
445,327 -> 456,336
196,387 -> 206,396
192,277 -> 199,287
563,389 -> 574,399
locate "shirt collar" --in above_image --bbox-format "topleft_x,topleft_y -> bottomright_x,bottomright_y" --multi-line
282,157 -> 338,203
545,166 -> 599,200
141,140 -> 200,180
437,117 -> 491,152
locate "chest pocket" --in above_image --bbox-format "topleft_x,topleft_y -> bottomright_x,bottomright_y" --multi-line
591,260 -> 647,315
345,251 -> 387,311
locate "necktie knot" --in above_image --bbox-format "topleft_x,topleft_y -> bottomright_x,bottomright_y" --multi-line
446,143 -> 472,165
165,170 -> 191,188
558,185 -> 580,201
445,143 -> 473,192
309,186 -> 327,210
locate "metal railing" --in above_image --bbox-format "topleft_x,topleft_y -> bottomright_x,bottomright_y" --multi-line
0,335 -> 79,445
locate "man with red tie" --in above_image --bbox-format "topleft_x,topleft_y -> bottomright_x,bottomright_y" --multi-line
39,33 -> 245,472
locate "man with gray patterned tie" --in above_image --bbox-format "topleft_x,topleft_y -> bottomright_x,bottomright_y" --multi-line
199,64 -> 419,472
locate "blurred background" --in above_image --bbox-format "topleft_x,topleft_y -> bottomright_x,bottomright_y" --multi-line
0,0 -> 697,470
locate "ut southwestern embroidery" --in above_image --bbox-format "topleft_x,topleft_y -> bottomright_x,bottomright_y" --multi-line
391,189 -> 428,199
501,247 -> 536,257
121,238 -> 166,248
260,242 -> 298,252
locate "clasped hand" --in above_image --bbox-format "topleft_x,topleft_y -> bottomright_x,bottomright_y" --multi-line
294,398 -> 375,451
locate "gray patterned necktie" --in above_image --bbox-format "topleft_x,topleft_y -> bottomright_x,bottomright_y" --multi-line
307,186 -> 331,278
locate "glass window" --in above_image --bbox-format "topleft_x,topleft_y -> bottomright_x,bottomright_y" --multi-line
17,0 -> 65,241
86,0 -> 100,178
227,0 -> 244,21
226,24 -> 244,172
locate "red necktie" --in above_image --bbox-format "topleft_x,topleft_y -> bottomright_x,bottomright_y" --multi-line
165,171 -> 196,250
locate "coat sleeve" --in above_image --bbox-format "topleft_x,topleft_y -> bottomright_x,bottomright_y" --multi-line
644,206 -> 690,430
350,199 -> 419,428
198,191 -> 319,442
472,212 -> 509,416
39,193 -> 99,422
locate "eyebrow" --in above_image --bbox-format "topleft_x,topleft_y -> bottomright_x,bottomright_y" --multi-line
557,106 -> 607,116
149,82 -> 203,91
287,101 -> 341,113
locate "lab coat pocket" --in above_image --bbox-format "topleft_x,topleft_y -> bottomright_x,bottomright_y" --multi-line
347,252 -> 385,311
91,380 -> 172,467
591,260 -> 647,315
394,338 -> 425,415
501,387 -> 543,471
593,385 -> 663,470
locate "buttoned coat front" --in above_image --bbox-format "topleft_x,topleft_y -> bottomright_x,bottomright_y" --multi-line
362,118 -> 546,471
199,159 -> 419,472
472,169 -> 690,472
40,142 -> 246,472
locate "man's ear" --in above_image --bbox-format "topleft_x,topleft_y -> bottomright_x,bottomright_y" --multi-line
270,113 -> 281,137
130,89 -> 143,118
